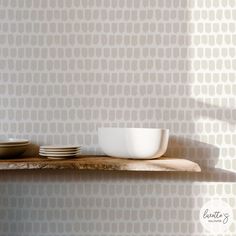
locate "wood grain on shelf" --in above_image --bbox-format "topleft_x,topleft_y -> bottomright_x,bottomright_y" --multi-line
0,156 -> 201,172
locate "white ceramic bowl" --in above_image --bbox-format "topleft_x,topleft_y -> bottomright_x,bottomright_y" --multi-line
98,128 -> 169,159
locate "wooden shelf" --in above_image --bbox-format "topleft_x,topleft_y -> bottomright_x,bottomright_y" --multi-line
0,155 -> 201,172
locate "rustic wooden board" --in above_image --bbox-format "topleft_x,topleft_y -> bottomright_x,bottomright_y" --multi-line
0,156 -> 201,172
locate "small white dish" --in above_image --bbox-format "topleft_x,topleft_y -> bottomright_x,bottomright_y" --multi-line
40,148 -> 80,152
39,145 -> 81,159
39,153 -> 78,157
39,150 -> 80,155
98,127 -> 169,159
42,156 -> 76,160
40,145 -> 80,149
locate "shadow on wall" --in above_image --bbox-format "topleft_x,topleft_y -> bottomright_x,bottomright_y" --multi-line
162,95 -> 236,182
166,136 -> 220,169
148,1 -> 236,183
194,99 -> 235,126
163,98 -> 235,181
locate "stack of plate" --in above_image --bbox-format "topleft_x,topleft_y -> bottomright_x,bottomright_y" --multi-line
0,139 -> 29,158
39,146 -> 81,159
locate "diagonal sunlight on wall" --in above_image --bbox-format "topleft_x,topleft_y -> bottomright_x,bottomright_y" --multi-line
184,1 -> 236,172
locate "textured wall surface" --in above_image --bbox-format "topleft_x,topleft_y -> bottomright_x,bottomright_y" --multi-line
0,0 -> 235,235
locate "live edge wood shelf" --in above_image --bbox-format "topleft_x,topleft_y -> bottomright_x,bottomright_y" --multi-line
0,156 -> 201,172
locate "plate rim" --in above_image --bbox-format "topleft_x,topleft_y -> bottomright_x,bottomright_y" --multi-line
40,145 -> 80,149
0,139 -> 29,144
0,143 -> 29,147
39,153 -> 79,157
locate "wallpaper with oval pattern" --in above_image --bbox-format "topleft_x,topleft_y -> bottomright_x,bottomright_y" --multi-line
0,0 -> 235,235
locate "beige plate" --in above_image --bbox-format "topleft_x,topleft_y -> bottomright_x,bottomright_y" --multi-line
0,139 -> 29,145
0,143 -> 29,147
40,148 -> 80,153
39,152 -> 79,157
43,156 -> 77,160
39,150 -> 80,155
39,151 -> 80,155
40,145 -> 80,149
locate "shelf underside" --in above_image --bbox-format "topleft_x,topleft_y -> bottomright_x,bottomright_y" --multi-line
0,156 -> 201,172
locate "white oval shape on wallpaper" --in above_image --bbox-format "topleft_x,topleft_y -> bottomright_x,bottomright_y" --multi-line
199,199 -> 233,233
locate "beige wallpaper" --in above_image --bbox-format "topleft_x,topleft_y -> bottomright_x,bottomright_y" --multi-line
0,0 -> 235,235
